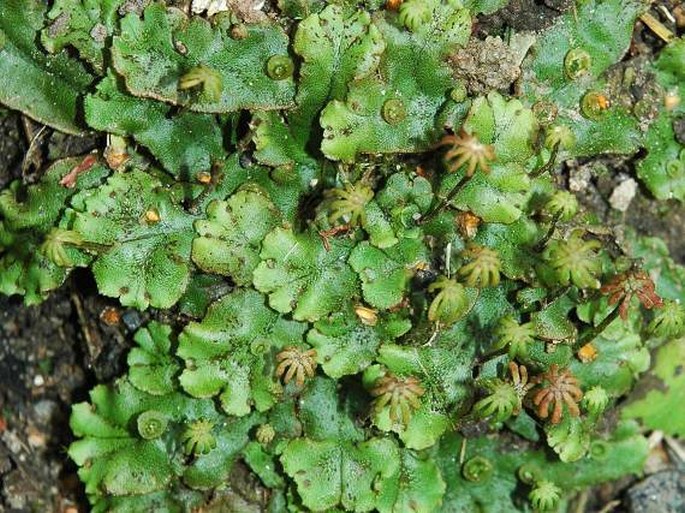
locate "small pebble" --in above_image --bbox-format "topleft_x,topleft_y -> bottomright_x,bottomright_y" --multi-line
33,400 -> 58,425
99,306 -> 121,326
1,431 -> 23,454
569,166 -> 592,192
609,178 -> 638,212
27,427 -> 47,449
121,310 -> 143,331
89,23 -> 107,44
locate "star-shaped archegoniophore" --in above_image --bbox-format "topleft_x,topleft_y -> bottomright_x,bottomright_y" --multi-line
370,373 -> 425,426
532,364 -> 583,425
457,244 -> 502,288
440,130 -> 496,177
543,230 -> 602,289
325,182 -> 375,227
275,346 -> 318,387
600,269 -> 663,320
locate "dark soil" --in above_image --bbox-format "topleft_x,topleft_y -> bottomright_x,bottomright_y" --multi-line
0,113 -> 26,190
0,111 -> 132,512
0,290 -> 86,512
0,273 -> 174,511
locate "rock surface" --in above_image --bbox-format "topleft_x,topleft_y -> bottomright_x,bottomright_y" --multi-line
627,471 -> 685,513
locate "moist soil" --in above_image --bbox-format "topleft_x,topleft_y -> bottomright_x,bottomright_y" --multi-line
1,2 -> 685,511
